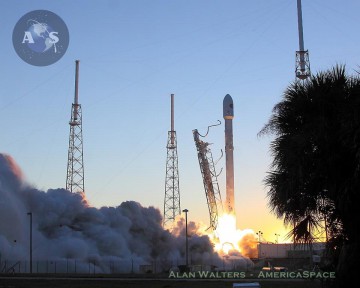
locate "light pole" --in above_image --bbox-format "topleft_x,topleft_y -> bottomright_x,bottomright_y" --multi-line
256,231 -> 263,243
275,233 -> 280,257
182,209 -> 189,269
275,233 -> 280,244
27,212 -> 32,273
256,231 -> 263,259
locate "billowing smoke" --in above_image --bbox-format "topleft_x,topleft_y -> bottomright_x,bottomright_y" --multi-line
0,153 -> 255,273
237,230 -> 258,258
0,153 -> 225,273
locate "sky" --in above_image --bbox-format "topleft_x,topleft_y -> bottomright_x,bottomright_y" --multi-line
0,0 -> 359,244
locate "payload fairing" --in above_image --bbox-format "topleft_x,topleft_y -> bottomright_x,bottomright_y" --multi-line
223,94 -> 235,214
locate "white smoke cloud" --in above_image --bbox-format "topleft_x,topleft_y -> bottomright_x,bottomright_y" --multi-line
0,153 -> 225,273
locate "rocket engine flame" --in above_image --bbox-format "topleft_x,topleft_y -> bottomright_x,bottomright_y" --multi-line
211,213 -> 258,258
214,214 -> 240,254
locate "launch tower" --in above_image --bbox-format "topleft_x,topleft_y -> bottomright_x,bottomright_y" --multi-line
66,60 -> 85,193
163,94 -> 181,228
295,0 -> 311,80
193,122 -> 223,230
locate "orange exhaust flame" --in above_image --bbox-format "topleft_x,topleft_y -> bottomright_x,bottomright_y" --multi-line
210,213 -> 258,258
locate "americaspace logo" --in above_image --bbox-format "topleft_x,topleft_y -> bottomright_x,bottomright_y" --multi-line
12,10 -> 69,66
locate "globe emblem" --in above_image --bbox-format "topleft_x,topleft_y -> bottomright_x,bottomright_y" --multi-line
12,10 -> 69,66
26,20 -> 58,53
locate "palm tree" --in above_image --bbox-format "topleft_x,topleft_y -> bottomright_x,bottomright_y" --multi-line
259,65 -> 360,287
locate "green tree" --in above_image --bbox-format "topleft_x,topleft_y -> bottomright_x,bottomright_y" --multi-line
259,66 -> 360,286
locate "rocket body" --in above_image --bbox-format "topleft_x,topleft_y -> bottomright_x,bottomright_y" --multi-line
223,94 -> 235,214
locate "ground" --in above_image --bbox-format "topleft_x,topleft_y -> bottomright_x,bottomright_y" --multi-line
0,275 -> 330,288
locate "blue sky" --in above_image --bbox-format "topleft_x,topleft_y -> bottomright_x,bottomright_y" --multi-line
1,0 -> 359,243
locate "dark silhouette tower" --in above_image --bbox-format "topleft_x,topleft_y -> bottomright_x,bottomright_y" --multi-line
66,60 -> 85,193
163,94 -> 181,228
295,0 -> 311,80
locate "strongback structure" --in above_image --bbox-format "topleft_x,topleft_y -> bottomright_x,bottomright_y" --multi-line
223,94 -> 235,215
66,60 -> 85,194
193,124 -> 223,230
295,0 -> 311,80
163,94 -> 181,228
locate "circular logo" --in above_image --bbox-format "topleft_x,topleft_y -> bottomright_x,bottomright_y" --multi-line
12,10 -> 69,66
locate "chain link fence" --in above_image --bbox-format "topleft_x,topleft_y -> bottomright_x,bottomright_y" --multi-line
0,258 -> 147,274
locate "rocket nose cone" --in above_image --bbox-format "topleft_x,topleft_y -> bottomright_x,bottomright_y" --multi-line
223,94 -> 234,119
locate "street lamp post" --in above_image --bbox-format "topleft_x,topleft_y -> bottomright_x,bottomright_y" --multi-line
27,212 -> 32,273
275,233 -> 280,243
275,233 -> 280,257
256,231 -> 263,259
182,209 -> 189,269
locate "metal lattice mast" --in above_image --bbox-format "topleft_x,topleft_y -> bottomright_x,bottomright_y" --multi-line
295,0 -> 311,80
294,0 -> 310,249
193,128 -> 223,230
163,94 -> 181,228
66,60 -> 85,193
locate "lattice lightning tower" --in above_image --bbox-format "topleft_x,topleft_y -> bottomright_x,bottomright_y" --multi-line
163,94 -> 181,228
66,60 -> 85,193
295,0 -> 311,81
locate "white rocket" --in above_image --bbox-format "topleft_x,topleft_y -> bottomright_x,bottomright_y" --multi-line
223,94 -> 235,214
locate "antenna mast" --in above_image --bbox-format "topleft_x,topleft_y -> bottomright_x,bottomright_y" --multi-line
163,94 -> 181,228
295,0 -> 311,80
66,60 -> 85,193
